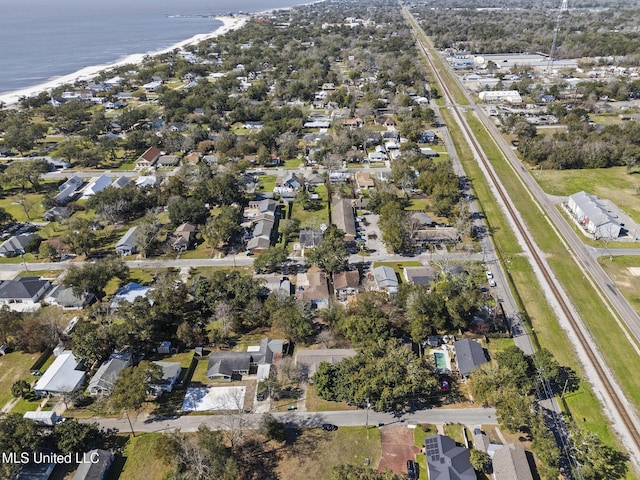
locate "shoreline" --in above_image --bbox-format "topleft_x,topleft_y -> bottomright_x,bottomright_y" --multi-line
0,15 -> 249,107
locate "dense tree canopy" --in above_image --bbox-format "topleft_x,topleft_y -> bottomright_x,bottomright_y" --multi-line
314,339 -> 438,411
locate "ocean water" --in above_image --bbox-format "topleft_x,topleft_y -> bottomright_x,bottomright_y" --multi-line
0,0 -> 309,95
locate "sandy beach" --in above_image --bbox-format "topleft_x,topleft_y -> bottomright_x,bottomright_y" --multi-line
0,15 -> 249,107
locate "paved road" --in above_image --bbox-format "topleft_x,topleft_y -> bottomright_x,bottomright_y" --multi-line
86,407 -> 497,434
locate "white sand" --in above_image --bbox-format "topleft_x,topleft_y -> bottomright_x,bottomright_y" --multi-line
0,16 -> 249,107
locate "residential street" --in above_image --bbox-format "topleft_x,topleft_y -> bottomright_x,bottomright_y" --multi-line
84,407 -> 497,434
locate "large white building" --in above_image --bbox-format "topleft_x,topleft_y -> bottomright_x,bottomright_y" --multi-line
478,90 -> 522,104
567,191 -> 621,239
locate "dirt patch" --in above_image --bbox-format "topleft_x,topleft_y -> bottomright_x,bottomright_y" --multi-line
377,425 -> 420,475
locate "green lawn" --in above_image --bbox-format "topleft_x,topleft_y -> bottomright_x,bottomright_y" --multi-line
534,166 -> 640,223
462,111 -> 634,465
283,158 -> 302,169
116,433 -> 172,480
413,424 -> 436,480
305,384 -> 357,412
443,423 -> 469,445
372,261 -> 423,281
258,174 -> 277,193
277,426 -> 381,480
599,256 -> 640,316
0,193 -> 47,222
0,352 -> 41,409
291,187 -> 329,229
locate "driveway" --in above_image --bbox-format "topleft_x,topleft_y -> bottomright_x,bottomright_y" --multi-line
377,425 -> 420,475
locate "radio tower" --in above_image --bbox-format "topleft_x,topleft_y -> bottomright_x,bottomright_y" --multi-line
547,0 -> 569,73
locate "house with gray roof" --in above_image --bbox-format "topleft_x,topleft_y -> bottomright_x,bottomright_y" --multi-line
295,348 -> 356,377
54,176 -> 84,205
111,176 -> 131,189
567,191 -> 621,239
0,277 -> 51,312
43,206 -> 72,222
34,350 -> 85,396
115,226 -> 138,256
72,449 -> 114,480
148,361 -> 182,397
424,434 -> 475,480
44,285 -> 94,310
403,266 -> 437,286
207,338 -> 283,381
492,444 -> 534,480
0,233 -> 39,257
373,266 -> 398,294
453,339 -> 488,377
81,174 -> 112,199
332,198 -> 356,242
87,351 -> 132,396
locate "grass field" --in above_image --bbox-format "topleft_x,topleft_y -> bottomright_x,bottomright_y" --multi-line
277,426 -> 381,480
599,256 -> 640,316
0,352 -> 41,409
534,166 -> 640,223
305,384 -> 357,412
115,433 -> 172,480
462,112 -> 635,470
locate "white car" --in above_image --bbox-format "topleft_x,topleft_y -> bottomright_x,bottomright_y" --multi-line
485,271 -> 493,280
489,279 -> 497,287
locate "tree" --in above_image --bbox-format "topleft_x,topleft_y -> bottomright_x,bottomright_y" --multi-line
135,213 -> 161,258
329,465 -> 401,480
0,207 -> 14,228
259,413 -> 286,442
39,241 -> 60,262
305,225 -> 348,274
157,426 -> 238,480
63,256 -> 129,299
314,339 -> 438,412
253,246 -> 289,273
11,379 -> 31,398
2,121 -> 46,156
0,414 -> 40,478
110,361 -> 163,412
54,419 -> 99,454
168,196 -> 210,226
569,423 -> 628,480
469,449 -> 490,472
70,320 -> 111,365
62,217 -> 97,256
272,301 -> 314,343
3,158 -> 49,191
202,205 -> 241,250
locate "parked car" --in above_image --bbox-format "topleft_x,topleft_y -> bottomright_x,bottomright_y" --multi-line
407,459 -> 417,480
322,423 -> 338,432
485,271 -> 493,280
489,279 -> 497,287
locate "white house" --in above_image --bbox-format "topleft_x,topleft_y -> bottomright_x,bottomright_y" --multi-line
0,277 -> 51,312
34,350 -> 85,396
115,226 -> 138,256
373,266 -> 398,293
567,191 -> 622,239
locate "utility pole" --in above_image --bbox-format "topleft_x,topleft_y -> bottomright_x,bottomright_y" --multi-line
546,0 -> 569,73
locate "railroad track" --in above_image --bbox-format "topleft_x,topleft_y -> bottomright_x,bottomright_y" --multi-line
408,16 -> 640,462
